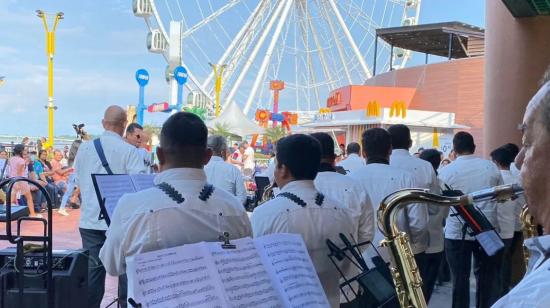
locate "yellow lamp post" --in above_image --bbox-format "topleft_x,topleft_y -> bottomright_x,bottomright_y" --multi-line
209,63 -> 227,117
36,10 -> 63,149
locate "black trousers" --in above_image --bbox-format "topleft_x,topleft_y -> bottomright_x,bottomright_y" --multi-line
498,238 -> 513,296
80,228 -> 127,308
420,252 -> 444,302
445,239 -> 501,308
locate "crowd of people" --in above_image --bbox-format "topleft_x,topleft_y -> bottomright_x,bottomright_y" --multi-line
2,69 -> 549,308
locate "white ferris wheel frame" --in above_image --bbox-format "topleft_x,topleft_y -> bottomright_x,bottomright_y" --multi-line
140,0 -> 422,114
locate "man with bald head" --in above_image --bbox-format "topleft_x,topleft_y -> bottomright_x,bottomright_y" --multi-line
493,68 -> 550,307
74,105 -> 146,308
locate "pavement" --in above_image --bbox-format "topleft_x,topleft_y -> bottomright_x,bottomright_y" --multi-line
0,208 -> 472,308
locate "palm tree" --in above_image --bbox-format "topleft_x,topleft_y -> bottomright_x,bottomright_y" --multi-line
143,124 -> 161,138
209,123 -> 235,138
263,126 -> 287,144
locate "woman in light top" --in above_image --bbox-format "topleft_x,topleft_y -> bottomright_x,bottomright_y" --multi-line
8,144 -> 41,217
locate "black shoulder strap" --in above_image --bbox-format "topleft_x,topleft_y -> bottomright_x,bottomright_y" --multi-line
93,138 -> 113,175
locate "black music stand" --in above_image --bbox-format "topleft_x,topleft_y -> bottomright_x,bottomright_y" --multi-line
0,177 -> 54,308
327,233 -> 399,308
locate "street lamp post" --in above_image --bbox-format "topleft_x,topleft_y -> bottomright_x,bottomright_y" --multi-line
209,63 -> 227,117
36,10 -> 63,149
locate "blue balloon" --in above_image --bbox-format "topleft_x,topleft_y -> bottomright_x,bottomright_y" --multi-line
135,69 -> 149,87
173,66 -> 188,85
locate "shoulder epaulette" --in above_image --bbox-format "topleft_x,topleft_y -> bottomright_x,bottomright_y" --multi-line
315,193 -> 325,206
156,182 -> 185,204
277,192 -> 307,207
199,184 -> 215,201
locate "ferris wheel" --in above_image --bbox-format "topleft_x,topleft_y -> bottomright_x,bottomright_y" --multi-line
133,0 -> 421,115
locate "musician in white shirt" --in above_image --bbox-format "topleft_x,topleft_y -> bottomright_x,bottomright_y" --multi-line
73,106 -> 146,308
418,149 -> 449,302
349,128 -> 428,257
251,134 -> 356,308
438,132 -> 503,308
100,112 -> 252,278
490,145 -> 525,296
493,77 -> 550,308
311,132 -> 375,245
205,135 -> 247,205
336,142 -> 365,174
388,124 -> 438,298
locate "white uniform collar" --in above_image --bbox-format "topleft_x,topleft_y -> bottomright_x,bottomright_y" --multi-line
209,156 -> 224,163
455,154 -> 476,161
280,180 -> 316,194
102,130 -> 123,140
392,149 -> 411,156
526,234 -> 550,269
347,153 -> 361,158
153,168 -> 207,185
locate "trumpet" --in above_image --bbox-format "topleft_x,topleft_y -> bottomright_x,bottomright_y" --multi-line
378,184 -> 523,308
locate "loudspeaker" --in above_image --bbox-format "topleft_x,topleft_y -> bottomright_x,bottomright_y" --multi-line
0,248 -> 88,308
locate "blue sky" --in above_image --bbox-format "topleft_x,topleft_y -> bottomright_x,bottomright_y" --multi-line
0,0 -> 485,137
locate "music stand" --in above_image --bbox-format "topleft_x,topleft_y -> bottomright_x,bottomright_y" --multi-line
327,234 -> 398,308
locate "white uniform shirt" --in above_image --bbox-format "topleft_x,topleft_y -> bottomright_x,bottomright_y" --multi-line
492,235 -> 550,307
99,168 -> 252,276
205,156 -> 247,204
349,163 -> 428,254
497,170 -> 525,237
137,148 -> 153,173
438,155 -> 504,241
336,153 -> 365,174
251,180 -> 356,308
243,146 -> 255,170
74,130 -> 146,230
390,149 -> 440,253
425,179 -> 449,254
314,171 -> 375,245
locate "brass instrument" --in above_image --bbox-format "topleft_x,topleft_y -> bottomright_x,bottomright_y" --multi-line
260,183 -> 275,204
377,184 -> 523,308
520,204 -> 538,269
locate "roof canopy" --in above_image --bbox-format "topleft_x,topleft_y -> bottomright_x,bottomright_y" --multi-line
205,102 -> 265,137
376,21 -> 485,59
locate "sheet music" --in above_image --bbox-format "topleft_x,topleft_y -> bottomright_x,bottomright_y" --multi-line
93,175 -> 136,218
130,174 -> 156,191
206,237 -> 283,308
129,243 -> 227,308
475,230 -> 504,256
255,234 -> 330,308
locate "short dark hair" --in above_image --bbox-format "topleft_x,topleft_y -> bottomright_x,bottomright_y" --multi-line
501,143 -> 520,159
126,123 -> 143,134
310,132 -> 336,161
346,142 -> 361,154
490,146 -> 515,168
388,124 -> 411,150
361,128 -> 392,158
419,149 -> 442,172
452,131 -> 475,155
13,144 -> 25,157
160,112 -> 207,163
276,134 -> 321,180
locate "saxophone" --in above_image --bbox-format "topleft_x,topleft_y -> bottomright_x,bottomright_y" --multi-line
520,204 -> 538,269
260,183 -> 275,204
377,184 -> 523,308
